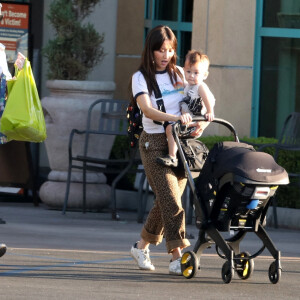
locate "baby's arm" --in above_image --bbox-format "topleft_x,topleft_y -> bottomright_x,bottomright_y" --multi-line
198,82 -> 215,121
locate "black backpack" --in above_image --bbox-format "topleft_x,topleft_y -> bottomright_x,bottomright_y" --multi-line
126,101 -> 143,148
127,75 -> 165,148
179,138 -> 209,172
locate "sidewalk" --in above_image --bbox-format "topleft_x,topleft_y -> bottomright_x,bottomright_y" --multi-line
116,189 -> 300,230
267,206 -> 300,230
0,201 -> 299,253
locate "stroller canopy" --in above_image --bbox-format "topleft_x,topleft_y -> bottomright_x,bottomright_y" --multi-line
208,142 -> 288,184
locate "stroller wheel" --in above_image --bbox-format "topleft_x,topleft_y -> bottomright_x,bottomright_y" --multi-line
181,251 -> 198,279
268,261 -> 281,284
221,261 -> 234,284
235,251 -> 254,280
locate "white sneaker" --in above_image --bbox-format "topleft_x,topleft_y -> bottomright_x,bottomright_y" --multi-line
130,242 -> 155,271
0,243 -> 6,258
169,258 -> 182,275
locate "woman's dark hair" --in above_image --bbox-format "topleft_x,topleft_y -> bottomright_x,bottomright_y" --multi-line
129,25 -> 183,103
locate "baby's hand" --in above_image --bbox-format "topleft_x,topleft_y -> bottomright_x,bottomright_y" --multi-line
205,112 -> 214,122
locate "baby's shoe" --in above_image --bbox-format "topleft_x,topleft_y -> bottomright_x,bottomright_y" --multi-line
156,155 -> 178,167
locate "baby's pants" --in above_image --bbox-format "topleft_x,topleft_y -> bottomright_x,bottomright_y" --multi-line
139,131 -> 190,253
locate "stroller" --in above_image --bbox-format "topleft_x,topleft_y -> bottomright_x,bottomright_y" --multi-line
172,117 -> 289,284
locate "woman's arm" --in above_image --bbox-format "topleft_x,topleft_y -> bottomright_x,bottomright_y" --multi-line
136,93 -> 192,124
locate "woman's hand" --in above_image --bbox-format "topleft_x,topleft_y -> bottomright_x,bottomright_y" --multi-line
190,121 -> 210,137
179,112 -> 192,125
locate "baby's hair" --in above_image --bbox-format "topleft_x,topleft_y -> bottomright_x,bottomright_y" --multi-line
185,49 -> 210,67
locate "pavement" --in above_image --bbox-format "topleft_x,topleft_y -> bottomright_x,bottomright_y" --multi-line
0,201 -> 299,299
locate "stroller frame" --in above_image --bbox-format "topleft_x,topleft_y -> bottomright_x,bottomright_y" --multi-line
172,117 -> 288,284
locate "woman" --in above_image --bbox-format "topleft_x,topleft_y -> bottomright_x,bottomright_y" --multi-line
130,25 -> 204,275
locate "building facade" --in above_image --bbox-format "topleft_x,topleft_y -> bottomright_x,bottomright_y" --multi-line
2,0 -> 300,168
114,0 -> 300,139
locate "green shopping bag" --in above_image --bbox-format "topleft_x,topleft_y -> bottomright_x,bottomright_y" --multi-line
0,58 -> 47,142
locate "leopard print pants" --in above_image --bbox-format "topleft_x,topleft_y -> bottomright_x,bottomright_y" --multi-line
139,131 -> 191,253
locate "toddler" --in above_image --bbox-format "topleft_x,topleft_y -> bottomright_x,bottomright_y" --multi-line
156,50 -> 215,167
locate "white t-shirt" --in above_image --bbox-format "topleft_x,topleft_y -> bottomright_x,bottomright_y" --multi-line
132,67 -> 185,133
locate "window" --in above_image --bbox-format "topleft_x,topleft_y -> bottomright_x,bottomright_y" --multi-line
260,37 -> 300,137
155,0 -> 178,21
252,0 -> 300,137
144,0 -> 193,65
263,0 -> 300,29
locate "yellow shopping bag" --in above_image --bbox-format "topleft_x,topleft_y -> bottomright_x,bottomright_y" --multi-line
0,58 -> 47,142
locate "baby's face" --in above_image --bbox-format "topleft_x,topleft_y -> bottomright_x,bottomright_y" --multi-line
184,60 -> 209,85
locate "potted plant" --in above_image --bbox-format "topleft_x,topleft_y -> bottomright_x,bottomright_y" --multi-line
40,0 -> 115,210
43,0 -> 105,80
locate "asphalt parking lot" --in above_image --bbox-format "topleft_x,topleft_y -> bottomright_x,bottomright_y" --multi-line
0,202 -> 299,299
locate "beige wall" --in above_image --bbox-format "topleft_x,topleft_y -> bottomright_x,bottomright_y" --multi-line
114,0 -> 145,100
192,0 -> 256,137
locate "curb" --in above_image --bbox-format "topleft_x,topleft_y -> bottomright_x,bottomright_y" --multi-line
267,207 -> 300,230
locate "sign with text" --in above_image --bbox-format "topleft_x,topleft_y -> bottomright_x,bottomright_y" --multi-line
0,3 -> 29,64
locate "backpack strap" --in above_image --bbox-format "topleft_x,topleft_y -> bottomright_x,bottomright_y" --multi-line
152,66 -> 182,125
152,78 -> 165,126
153,79 -> 162,99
